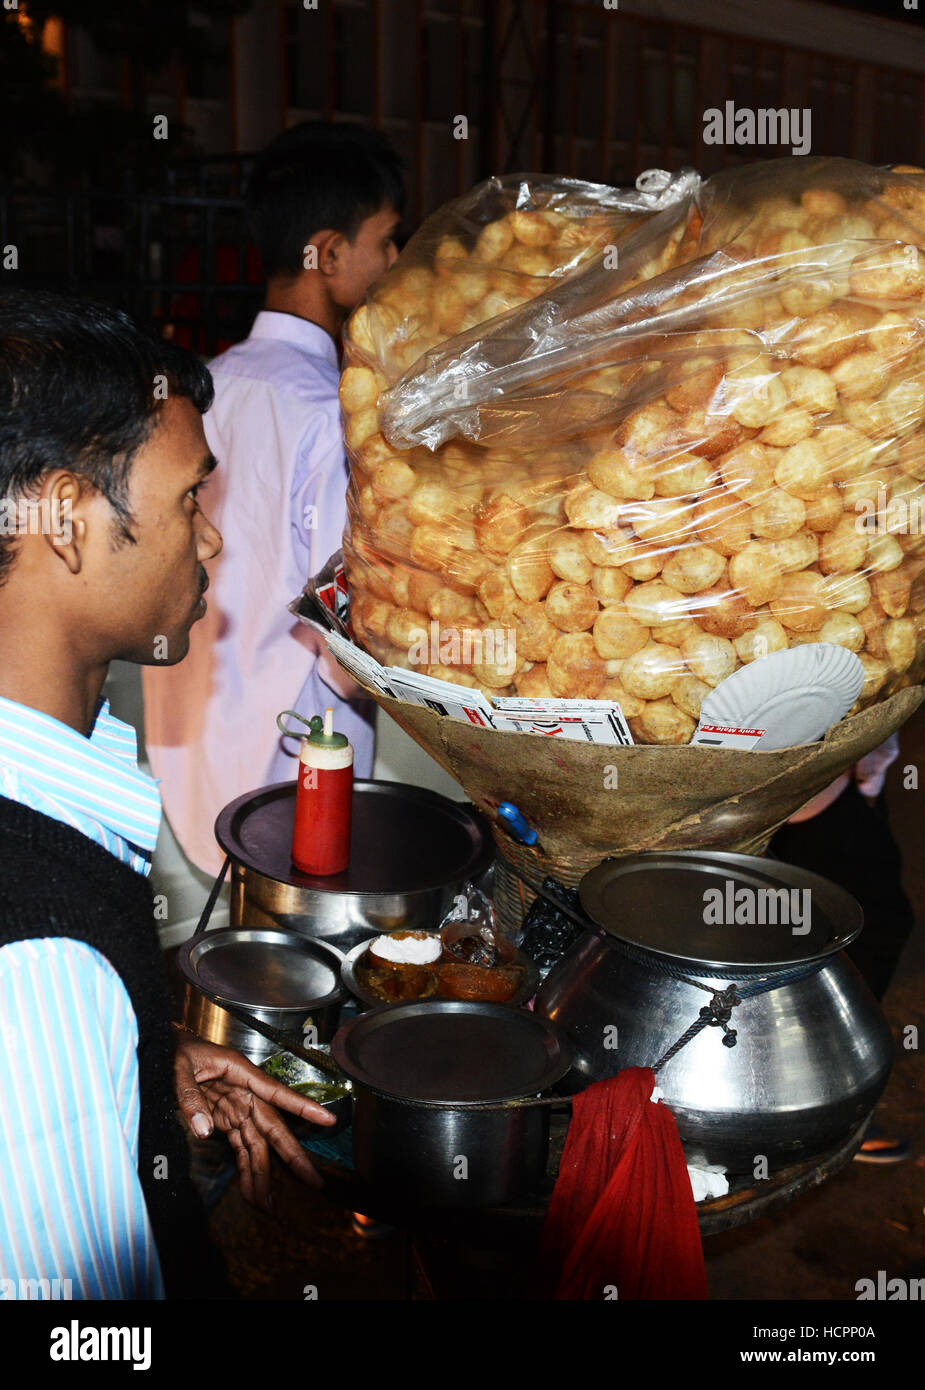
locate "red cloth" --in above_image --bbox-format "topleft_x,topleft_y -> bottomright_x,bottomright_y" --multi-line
539,1067 -> 707,1300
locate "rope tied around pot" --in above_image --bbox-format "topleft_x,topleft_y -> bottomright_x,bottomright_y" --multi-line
652,985 -> 741,1073
508,867 -> 833,1076
650,960 -> 827,1074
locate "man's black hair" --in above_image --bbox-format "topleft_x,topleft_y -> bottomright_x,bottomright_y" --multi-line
0,288 -> 213,583
246,120 -> 405,280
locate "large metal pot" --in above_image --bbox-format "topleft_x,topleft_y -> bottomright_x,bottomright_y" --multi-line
215,780 -> 493,950
179,927 -> 346,1064
536,851 -> 893,1173
332,1001 -> 572,1208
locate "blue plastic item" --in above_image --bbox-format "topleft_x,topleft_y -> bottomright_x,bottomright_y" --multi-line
497,801 -> 538,846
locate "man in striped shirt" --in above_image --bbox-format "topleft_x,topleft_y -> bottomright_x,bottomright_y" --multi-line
0,289 -> 335,1299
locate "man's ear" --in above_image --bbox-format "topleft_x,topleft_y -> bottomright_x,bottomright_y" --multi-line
311,228 -> 345,276
41,471 -> 86,576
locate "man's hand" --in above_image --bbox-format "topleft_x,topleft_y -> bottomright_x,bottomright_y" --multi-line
172,1028 -> 337,1211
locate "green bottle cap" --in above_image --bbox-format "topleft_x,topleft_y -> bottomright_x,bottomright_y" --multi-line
306,711 -> 348,749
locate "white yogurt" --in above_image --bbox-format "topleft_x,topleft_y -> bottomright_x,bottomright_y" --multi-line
369,933 -> 442,964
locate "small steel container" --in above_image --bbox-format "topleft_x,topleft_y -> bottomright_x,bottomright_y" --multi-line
332,1001 -> 572,1208
179,927 -> 346,1063
261,1049 -> 354,1136
215,780 -> 493,951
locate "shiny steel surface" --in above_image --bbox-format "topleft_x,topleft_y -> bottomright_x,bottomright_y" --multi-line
261,1050 -> 353,1136
579,850 -> 863,969
350,1089 -> 552,1208
332,1001 -> 570,1103
180,989 -> 345,1064
537,929 -> 892,1171
218,780 -> 493,949
178,929 -> 345,1064
184,928 -> 343,1009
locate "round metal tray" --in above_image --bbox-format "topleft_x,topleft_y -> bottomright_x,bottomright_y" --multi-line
341,938 -> 540,1009
332,1001 -> 571,1104
579,849 -> 863,971
215,779 -> 491,895
178,927 -> 345,1011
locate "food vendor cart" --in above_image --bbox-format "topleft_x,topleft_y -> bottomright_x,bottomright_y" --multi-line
185,154 -> 925,1296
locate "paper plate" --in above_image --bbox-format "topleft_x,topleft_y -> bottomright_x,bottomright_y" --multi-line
698,645 -> 865,750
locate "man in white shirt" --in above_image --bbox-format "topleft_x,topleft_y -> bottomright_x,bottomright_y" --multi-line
144,123 -> 403,874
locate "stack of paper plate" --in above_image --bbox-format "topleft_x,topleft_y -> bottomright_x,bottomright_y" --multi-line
695,645 -> 865,751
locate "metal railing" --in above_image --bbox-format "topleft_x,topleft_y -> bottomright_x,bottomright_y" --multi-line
0,174 -> 262,358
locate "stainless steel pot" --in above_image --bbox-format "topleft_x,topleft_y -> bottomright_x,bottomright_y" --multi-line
179,927 -> 346,1064
332,1001 -> 572,1207
536,851 -> 893,1173
215,780 -> 493,950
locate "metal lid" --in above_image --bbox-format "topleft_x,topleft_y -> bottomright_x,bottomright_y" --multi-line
215,779 -> 491,895
332,1001 -> 571,1104
179,928 -> 345,1011
579,850 -> 863,971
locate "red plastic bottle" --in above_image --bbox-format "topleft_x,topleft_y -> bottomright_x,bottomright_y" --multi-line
291,708 -> 354,876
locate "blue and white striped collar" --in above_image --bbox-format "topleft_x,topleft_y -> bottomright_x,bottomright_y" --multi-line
0,693 -> 161,862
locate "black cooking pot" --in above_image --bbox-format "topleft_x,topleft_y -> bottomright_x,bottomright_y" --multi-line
332,1001 -> 572,1208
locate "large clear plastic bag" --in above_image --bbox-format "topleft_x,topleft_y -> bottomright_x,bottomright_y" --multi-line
340,158 -> 925,744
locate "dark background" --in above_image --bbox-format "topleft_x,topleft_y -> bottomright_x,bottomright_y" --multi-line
2,0 -> 924,354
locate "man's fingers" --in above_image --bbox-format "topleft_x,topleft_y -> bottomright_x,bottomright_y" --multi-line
252,1100 -> 324,1190
219,1053 -> 336,1127
175,1035 -> 332,1208
172,1049 -> 215,1139
238,1116 -> 273,1211
226,1127 -> 255,1206
177,1035 -> 337,1126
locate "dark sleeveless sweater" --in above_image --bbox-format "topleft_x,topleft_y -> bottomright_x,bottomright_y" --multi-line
0,794 -> 227,1299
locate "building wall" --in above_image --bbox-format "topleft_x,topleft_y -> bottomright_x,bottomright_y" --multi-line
50,1 -> 925,221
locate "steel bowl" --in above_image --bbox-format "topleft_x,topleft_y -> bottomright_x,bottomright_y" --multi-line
537,851 -> 892,1172
179,927 -> 346,1064
261,1048 -> 353,1136
332,1001 -> 572,1207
